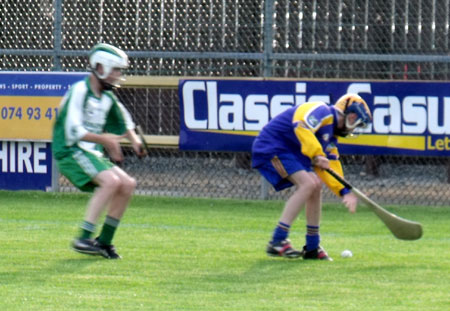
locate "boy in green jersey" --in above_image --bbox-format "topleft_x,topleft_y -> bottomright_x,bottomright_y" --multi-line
52,43 -> 145,259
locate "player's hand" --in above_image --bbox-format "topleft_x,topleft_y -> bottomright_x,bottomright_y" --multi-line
312,155 -> 330,169
133,141 -> 147,158
124,129 -> 147,158
342,192 -> 358,213
102,133 -> 124,163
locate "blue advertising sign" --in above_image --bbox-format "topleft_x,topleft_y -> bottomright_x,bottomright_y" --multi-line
179,79 -> 450,156
0,71 -> 88,191
0,141 -> 52,191
0,71 -> 88,141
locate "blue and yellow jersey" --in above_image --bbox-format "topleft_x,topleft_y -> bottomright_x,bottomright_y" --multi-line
252,102 -> 348,197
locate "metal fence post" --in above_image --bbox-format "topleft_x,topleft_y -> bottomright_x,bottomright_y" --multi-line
48,0 -> 63,193
51,157 -> 60,192
259,0 -> 275,200
263,0 -> 274,77
53,0 -> 63,71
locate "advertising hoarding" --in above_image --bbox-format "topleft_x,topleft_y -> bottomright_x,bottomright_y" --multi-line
0,72 -> 88,190
179,79 -> 450,156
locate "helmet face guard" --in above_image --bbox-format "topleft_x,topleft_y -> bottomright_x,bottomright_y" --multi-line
334,94 -> 372,137
344,101 -> 372,130
89,43 -> 128,88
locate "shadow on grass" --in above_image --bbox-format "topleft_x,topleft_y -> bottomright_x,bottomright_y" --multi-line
239,257 -> 307,282
160,257 -> 307,294
49,256 -> 105,273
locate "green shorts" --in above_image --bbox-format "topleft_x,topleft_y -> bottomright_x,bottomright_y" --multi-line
56,148 -> 114,192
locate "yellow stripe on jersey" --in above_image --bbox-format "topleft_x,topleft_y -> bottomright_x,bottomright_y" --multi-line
328,145 -> 339,158
321,114 -> 334,126
314,160 -> 345,197
293,102 -> 330,132
294,126 -> 326,159
292,102 -> 330,160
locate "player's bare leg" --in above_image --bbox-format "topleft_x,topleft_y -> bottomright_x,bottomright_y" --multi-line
304,178 -> 322,227
93,167 -> 136,259
105,166 -> 137,219
303,175 -> 332,261
279,171 -> 320,224
267,171 -> 318,258
72,168 -> 136,259
84,170 -> 123,223
72,170 -> 122,256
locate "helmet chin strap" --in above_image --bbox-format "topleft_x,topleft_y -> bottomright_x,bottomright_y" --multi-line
335,128 -> 351,137
100,79 -> 115,90
92,70 -> 115,91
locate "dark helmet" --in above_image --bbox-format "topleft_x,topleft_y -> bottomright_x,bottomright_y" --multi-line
334,93 -> 372,136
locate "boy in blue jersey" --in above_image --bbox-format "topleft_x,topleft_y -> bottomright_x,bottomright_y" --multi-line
252,94 -> 372,260
52,43 -> 145,259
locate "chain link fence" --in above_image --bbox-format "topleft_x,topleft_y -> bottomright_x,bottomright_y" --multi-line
2,0 -> 450,205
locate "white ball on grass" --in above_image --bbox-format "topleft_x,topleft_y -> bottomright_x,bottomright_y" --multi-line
341,249 -> 353,258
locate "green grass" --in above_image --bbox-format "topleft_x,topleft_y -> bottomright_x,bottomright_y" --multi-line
0,191 -> 448,311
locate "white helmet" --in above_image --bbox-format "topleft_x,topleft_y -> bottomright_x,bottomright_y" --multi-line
89,43 -> 128,82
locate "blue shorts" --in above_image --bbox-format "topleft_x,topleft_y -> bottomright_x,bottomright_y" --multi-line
254,153 -> 312,191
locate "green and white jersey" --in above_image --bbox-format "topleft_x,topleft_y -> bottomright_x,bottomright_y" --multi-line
52,77 -> 135,159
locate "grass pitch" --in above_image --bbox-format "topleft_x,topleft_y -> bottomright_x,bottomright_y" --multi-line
0,191 -> 448,311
